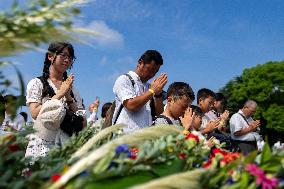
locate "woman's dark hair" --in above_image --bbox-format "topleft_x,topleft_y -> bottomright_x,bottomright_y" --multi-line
41,42 -> 75,98
101,102 -> 112,118
138,50 -> 163,65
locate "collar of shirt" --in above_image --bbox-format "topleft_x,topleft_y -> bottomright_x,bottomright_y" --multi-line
128,71 -> 150,92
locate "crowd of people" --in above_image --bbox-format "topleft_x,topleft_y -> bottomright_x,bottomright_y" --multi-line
0,42 -> 270,160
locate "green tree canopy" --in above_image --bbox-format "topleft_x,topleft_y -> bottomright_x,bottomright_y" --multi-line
220,61 -> 284,132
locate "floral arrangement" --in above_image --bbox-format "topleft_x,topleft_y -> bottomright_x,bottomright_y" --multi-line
201,143 -> 284,189
48,126 -> 211,189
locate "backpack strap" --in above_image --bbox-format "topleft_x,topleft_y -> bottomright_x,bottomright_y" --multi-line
238,113 -> 250,126
113,74 -> 135,125
155,114 -> 173,125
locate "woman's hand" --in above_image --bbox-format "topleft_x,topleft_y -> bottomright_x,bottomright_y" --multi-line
58,75 -> 74,99
89,98 -> 100,113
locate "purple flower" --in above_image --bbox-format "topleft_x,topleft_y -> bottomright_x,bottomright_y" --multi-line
78,171 -> 89,177
108,161 -> 118,169
246,163 -> 278,189
115,144 -> 131,157
226,177 -> 234,185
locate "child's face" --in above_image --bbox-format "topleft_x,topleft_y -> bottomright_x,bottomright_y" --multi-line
168,96 -> 192,119
199,96 -> 215,113
192,114 -> 203,130
214,100 -> 224,112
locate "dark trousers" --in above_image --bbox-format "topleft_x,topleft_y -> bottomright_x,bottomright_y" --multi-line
235,140 -> 257,155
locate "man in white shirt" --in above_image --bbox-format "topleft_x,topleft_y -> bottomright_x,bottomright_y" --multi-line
113,50 -> 167,133
230,100 -> 261,154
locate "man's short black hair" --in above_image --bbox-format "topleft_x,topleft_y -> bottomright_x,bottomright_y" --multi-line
197,88 -> 216,103
167,82 -> 195,101
190,105 -> 203,116
138,50 -> 163,65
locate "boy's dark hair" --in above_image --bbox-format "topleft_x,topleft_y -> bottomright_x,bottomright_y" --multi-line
197,88 -> 216,103
138,50 -> 163,65
101,102 -> 112,118
215,92 -> 227,105
167,82 -> 195,101
215,92 -> 225,101
20,112 -> 28,122
190,105 -> 203,116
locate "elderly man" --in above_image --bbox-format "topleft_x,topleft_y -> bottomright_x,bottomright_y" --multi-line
230,100 -> 261,154
113,50 -> 167,133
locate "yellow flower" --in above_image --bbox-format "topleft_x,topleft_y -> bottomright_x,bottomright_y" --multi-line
62,165 -> 70,174
167,146 -> 174,153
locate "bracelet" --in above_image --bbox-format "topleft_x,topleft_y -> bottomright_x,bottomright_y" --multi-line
148,88 -> 155,96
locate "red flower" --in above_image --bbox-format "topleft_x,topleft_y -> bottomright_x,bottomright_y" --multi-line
185,133 -> 199,143
51,174 -> 61,182
130,147 -> 139,160
203,159 -> 212,168
178,153 -> 187,159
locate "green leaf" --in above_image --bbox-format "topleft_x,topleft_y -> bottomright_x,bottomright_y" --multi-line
93,152 -> 115,174
260,143 -> 272,164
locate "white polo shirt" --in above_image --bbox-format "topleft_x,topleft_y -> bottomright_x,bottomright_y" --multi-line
229,110 -> 260,141
113,71 -> 152,133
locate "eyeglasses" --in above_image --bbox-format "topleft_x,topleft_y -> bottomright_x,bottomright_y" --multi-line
58,53 -> 75,62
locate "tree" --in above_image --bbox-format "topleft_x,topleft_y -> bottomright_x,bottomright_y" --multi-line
220,61 -> 284,141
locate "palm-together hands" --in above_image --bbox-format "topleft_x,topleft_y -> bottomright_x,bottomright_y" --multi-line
250,120 -> 261,131
206,119 -> 220,132
59,74 -> 74,99
180,107 -> 195,131
220,110 -> 230,121
150,73 -> 167,95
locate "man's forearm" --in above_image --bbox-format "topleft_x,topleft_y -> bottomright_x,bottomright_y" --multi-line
123,91 -> 153,112
234,126 -> 252,136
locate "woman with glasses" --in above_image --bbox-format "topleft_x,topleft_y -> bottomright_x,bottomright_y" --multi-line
25,42 -> 85,159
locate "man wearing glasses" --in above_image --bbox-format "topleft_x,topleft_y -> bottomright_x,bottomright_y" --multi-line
230,100 -> 261,154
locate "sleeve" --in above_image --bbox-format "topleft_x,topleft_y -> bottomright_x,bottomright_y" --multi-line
26,78 -> 43,105
229,114 -> 243,134
87,111 -> 98,124
113,75 -> 136,103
